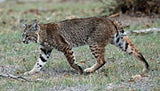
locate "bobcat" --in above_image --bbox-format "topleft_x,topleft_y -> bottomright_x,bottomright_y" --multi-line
20,17 -> 149,75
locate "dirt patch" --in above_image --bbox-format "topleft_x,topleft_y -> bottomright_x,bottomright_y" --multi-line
40,68 -> 78,78
47,85 -> 90,91
0,65 -> 20,74
104,71 -> 160,90
105,78 -> 159,90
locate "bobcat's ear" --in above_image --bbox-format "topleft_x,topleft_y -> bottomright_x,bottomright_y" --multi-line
32,22 -> 40,31
20,19 -> 27,29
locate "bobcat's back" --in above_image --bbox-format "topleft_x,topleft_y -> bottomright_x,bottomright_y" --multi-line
59,17 -> 116,47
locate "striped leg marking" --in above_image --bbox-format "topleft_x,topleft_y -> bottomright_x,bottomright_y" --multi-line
84,44 -> 106,73
24,46 -> 52,75
62,46 -> 83,74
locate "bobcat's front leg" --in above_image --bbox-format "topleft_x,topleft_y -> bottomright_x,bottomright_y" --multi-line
60,46 -> 83,74
24,46 -> 52,75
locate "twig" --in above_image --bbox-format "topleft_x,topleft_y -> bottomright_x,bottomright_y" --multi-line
108,13 -> 120,18
0,74 -> 31,82
125,28 -> 160,35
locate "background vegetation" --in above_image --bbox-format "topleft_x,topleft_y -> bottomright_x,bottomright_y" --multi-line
0,0 -> 159,90
101,0 -> 160,17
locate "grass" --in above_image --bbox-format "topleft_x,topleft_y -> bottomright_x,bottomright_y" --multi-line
0,0 -> 160,91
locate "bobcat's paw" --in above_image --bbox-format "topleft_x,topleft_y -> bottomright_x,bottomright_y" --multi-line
24,71 -> 31,76
142,67 -> 150,73
84,68 -> 94,73
24,70 -> 39,76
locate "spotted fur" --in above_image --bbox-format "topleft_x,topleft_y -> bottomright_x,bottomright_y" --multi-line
20,17 -> 149,75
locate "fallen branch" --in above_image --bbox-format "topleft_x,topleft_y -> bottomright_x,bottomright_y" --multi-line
0,74 -> 31,82
108,13 -> 120,18
125,28 -> 160,35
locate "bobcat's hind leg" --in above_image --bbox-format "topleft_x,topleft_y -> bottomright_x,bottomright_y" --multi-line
24,46 -> 52,75
84,44 -> 106,73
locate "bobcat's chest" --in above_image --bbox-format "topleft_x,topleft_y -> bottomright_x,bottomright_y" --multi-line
38,37 -> 55,49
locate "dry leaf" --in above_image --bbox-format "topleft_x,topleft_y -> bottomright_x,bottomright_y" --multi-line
100,68 -> 105,72
79,60 -> 87,65
153,66 -> 159,71
108,13 -> 120,18
0,8 -> 3,12
140,73 -> 148,77
132,74 -> 142,81
65,15 -> 78,19
36,78 -> 43,81
80,61 -> 86,64
64,73 -> 70,77
128,79 -> 135,83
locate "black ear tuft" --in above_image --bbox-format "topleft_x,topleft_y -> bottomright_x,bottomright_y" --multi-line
32,19 -> 40,31
20,19 -> 27,29
32,22 -> 40,31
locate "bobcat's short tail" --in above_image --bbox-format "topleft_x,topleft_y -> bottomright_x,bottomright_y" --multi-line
111,21 -> 149,72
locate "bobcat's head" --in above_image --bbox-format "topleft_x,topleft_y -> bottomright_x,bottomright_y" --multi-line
20,20 -> 40,44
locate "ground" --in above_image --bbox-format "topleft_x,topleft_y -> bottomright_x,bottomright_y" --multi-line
0,0 -> 160,91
